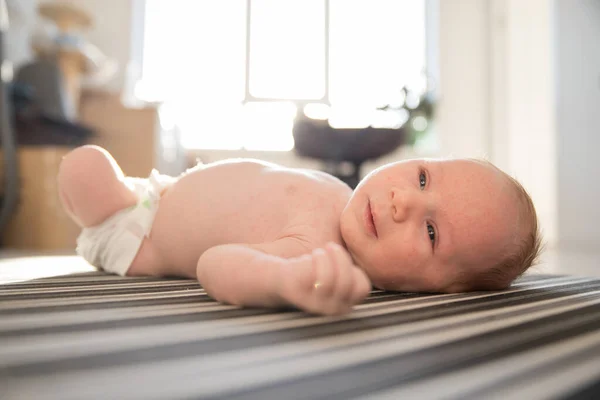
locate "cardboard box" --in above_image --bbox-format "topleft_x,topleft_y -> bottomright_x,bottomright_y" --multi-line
78,90 -> 186,178
78,90 -> 158,178
1,146 -> 80,250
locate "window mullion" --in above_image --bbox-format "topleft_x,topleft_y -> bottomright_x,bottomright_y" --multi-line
243,0 -> 329,104
244,0 -> 252,104
323,0 -> 330,105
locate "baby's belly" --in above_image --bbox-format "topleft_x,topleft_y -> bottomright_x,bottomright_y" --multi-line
148,182 -> 287,275
149,195 -> 223,277
146,159 -> 349,276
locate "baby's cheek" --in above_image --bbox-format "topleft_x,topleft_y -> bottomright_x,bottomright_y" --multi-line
393,241 -> 426,267
369,247 -> 405,285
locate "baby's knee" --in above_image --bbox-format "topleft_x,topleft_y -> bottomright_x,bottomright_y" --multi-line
57,145 -> 136,227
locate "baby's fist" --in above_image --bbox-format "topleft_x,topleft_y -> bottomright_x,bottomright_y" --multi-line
282,242 -> 372,315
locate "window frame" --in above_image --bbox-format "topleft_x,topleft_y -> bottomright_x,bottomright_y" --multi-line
243,0 -> 330,106
131,0 -> 438,152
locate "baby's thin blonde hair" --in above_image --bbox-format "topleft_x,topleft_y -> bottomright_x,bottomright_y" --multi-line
466,161 -> 544,291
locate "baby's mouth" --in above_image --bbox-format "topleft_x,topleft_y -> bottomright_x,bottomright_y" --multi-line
365,199 -> 378,238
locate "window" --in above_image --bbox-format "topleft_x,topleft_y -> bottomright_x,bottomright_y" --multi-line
138,0 -> 426,150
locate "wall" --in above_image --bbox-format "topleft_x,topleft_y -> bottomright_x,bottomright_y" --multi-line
555,0 -> 600,251
5,0 -> 37,67
437,0 -> 492,159
6,0 -> 133,91
489,0 -> 558,247
507,0 -> 557,249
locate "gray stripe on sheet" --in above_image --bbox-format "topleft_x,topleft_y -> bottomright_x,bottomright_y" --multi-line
0,275 -> 592,334
3,291 -> 600,400
2,279 -> 598,372
1,272 -> 599,400
0,276 -> 188,290
0,286 -> 402,315
209,301 -> 600,399
0,275 -> 589,336
458,340 -> 600,400
0,281 -> 203,300
366,330 -> 600,400
0,289 -> 212,314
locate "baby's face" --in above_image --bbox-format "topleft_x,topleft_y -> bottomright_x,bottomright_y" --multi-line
340,158 -> 518,292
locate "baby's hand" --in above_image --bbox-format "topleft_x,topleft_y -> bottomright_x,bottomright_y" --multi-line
279,242 -> 371,315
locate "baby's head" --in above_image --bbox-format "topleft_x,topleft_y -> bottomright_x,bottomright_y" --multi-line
340,158 -> 542,293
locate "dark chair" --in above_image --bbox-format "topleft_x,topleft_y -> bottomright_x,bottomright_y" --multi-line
292,113 -> 408,188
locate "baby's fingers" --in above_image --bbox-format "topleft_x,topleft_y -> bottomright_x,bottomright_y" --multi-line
325,242 -> 371,305
350,267 -> 372,303
325,243 -> 354,299
312,248 -> 336,296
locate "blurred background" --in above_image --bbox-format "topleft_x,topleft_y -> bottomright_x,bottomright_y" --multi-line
0,0 -> 598,275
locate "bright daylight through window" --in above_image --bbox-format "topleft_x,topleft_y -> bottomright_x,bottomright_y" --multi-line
138,0 -> 426,151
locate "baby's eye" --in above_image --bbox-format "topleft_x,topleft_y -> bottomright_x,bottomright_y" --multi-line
427,223 -> 436,246
419,171 -> 427,190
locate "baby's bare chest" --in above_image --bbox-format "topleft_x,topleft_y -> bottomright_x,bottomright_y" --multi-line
151,161 -> 351,265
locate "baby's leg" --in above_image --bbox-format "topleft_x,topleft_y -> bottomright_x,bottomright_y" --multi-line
57,145 -> 137,228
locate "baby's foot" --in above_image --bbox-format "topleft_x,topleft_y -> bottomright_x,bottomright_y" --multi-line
279,243 -> 371,315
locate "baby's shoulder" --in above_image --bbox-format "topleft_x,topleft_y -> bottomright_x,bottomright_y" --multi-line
175,157 -> 350,203
279,168 -> 351,242
181,157 -> 275,175
302,168 -> 349,188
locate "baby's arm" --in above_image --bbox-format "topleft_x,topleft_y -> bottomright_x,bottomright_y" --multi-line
196,239 -> 371,315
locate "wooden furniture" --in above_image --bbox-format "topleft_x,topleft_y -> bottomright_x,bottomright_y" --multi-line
79,90 -> 186,178
0,146 -> 79,250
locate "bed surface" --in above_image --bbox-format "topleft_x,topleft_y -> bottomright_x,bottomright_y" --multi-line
1,258 -> 600,399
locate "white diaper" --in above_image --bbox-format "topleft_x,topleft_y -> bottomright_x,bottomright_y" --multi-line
76,169 -> 175,276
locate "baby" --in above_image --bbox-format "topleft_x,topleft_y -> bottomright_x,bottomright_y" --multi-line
57,145 -> 542,315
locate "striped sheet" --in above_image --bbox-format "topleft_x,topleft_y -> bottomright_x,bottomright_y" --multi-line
1,272 -> 600,399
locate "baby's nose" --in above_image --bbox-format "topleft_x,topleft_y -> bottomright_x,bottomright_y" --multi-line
390,187 -> 417,223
